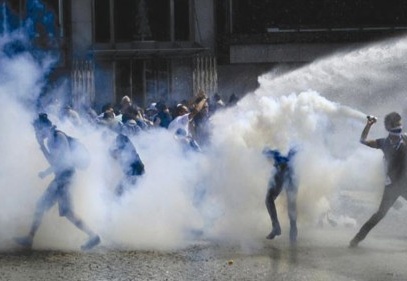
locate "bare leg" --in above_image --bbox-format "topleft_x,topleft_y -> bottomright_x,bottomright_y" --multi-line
286,188 -> 298,243
265,189 -> 281,239
65,211 -> 100,250
65,211 -> 96,237
265,171 -> 284,239
349,186 -> 399,247
15,180 -> 60,248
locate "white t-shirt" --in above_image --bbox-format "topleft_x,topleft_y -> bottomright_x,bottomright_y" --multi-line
168,114 -> 190,135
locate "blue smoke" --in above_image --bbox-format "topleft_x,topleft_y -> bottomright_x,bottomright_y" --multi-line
0,0 -> 59,58
25,0 -> 56,41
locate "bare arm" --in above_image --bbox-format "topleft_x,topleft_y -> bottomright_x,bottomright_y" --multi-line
36,131 -> 70,175
36,132 -> 53,164
360,118 -> 379,148
38,166 -> 54,178
189,98 -> 208,121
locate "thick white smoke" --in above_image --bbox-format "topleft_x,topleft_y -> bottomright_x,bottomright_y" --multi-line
2,15 -> 407,251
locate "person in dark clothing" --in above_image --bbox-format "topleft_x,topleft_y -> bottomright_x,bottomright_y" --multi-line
349,112 -> 407,248
14,113 -> 100,251
153,102 -> 173,129
110,133 -> 145,197
263,147 -> 298,243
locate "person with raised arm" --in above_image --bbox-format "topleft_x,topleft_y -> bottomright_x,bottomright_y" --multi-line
350,112 -> 407,248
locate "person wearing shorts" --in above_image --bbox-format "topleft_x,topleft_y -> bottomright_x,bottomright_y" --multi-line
14,113 -> 100,251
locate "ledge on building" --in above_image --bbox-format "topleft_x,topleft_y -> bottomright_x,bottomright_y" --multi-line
226,25 -> 407,45
90,41 -> 209,59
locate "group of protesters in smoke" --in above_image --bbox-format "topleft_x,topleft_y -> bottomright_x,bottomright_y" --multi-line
72,90 -> 232,150
16,87 -> 406,252
14,91 -> 236,251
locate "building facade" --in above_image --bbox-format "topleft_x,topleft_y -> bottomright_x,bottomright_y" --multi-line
3,0 -> 407,110
70,0 -> 217,111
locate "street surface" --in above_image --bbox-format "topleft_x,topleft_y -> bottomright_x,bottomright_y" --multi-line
1,190 -> 407,281
1,228 -> 407,281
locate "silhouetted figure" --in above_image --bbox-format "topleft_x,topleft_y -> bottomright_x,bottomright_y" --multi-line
264,147 -> 298,244
14,113 -> 100,251
350,112 -> 407,248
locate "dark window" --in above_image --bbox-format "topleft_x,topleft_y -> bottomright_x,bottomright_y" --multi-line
174,0 -> 189,40
133,0 -> 152,40
230,0 -> 407,33
232,0 -> 267,33
42,0 -> 58,14
3,0 -> 24,31
114,0 -> 135,42
215,0 -> 230,35
147,0 -> 170,41
94,0 -> 191,43
94,0 -> 110,42
6,0 -> 24,16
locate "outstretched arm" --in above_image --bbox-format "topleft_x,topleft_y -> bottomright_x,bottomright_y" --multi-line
36,136 -> 53,164
360,118 -> 379,148
38,166 -> 54,178
189,98 -> 208,121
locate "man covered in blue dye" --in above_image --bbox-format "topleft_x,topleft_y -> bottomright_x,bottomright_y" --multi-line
110,133 -> 145,197
263,147 -> 298,243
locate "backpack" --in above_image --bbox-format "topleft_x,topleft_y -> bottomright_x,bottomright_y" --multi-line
67,136 -> 91,170
55,130 -> 91,170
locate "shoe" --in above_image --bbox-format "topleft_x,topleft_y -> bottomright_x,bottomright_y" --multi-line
349,238 -> 359,248
81,235 -> 101,251
289,225 -> 298,243
14,236 -> 33,249
266,227 -> 281,240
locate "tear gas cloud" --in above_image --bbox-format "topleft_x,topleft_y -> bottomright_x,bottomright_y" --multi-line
2,3 -> 407,251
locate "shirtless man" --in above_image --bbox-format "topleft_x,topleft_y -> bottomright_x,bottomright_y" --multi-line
263,148 -> 298,244
349,112 -> 407,247
15,113 -> 100,251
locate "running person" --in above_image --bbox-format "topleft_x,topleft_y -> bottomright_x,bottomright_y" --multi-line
263,148 -> 298,243
349,112 -> 407,247
15,113 -> 100,251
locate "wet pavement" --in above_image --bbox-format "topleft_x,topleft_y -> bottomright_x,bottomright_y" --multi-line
1,227 -> 407,281
2,189 -> 407,281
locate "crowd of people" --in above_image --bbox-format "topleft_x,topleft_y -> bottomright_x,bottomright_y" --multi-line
14,88 -> 407,252
61,91 -> 238,150
14,91 -> 239,251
